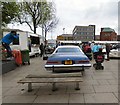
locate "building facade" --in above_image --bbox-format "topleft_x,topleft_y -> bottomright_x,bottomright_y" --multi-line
72,25 -> 95,41
95,35 -> 100,41
117,35 -> 120,41
100,28 -> 117,41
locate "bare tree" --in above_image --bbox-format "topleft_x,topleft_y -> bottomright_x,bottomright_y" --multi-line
16,1 -> 51,34
42,2 -> 59,43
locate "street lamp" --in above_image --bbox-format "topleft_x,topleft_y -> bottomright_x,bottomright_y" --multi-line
63,28 -> 65,34
41,0 -> 44,44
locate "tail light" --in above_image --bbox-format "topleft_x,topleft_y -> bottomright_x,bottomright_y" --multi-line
76,60 -> 89,64
46,61 -> 61,64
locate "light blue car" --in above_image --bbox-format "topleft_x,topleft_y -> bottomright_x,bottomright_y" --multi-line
45,45 -> 91,72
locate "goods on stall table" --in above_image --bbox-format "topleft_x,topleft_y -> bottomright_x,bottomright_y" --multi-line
1,49 -> 7,61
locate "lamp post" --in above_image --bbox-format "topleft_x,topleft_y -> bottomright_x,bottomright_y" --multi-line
63,28 -> 65,34
41,0 -> 44,44
41,0 -> 46,55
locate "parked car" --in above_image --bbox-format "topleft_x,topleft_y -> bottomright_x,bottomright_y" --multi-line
45,43 -> 56,54
45,45 -> 91,73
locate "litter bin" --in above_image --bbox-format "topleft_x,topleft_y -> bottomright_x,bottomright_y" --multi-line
21,50 -> 30,65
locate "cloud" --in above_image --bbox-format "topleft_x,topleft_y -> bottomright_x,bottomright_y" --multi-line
48,0 -> 119,39
7,0 -> 119,39
85,2 -> 118,19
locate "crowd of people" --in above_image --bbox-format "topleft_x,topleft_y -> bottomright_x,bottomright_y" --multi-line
56,41 -> 112,61
80,42 -> 111,61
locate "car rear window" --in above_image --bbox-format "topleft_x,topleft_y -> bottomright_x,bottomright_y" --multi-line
56,47 -> 80,53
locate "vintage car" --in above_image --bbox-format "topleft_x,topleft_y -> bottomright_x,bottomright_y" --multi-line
45,45 -> 91,72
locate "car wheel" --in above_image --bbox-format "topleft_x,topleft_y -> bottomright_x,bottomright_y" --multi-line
101,66 -> 104,70
95,66 -> 99,70
22,62 -> 25,65
93,63 -> 96,68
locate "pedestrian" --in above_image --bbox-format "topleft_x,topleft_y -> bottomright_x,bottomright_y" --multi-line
92,43 -> 99,59
39,43 -> 44,57
98,43 -> 103,49
1,30 -> 19,59
82,43 -> 86,52
56,41 -> 61,48
28,38 -> 31,52
105,43 -> 111,61
83,43 -> 91,53
79,43 -> 83,50
83,43 -> 92,60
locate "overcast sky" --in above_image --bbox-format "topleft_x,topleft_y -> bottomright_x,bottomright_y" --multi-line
8,0 -> 119,39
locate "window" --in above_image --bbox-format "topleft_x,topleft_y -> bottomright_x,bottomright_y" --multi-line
80,28 -> 82,31
90,28 -> 93,31
56,48 -> 80,53
30,36 -> 40,44
87,32 -> 89,35
81,32 -> 83,35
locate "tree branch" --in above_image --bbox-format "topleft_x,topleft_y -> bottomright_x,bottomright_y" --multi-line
25,2 -> 34,17
25,21 -> 34,32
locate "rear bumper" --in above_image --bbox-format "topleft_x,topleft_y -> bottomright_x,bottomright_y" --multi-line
45,64 -> 91,71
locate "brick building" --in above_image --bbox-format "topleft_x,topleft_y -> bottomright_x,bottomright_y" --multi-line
117,35 -> 120,41
100,27 -> 117,41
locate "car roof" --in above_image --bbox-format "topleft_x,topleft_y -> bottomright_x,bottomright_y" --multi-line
53,45 -> 84,54
57,45 -> 79,48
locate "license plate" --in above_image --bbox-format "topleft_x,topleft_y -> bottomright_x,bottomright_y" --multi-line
65,60 -> 72,65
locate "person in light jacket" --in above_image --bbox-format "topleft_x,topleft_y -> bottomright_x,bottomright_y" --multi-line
92,43 -> 99,59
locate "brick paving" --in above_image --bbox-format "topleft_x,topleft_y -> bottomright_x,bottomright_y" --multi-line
1,57 -> 119,104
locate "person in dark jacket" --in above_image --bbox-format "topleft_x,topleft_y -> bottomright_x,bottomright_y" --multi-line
105,43 -> 111,61
1,31 -> 19,58
39,43 -> 44,57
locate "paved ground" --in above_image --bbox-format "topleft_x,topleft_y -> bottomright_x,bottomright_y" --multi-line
1,57 -> 119,104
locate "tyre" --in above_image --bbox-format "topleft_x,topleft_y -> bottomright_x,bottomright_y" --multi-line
101,66 -> 104,70
95,66 -> 99,70
98,65 -> 101,69
22,62 -> 25,65
28,61 -> 30,65
93,63 -> 96,68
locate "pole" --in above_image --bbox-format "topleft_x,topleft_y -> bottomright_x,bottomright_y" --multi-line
41,1 -> 44,44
